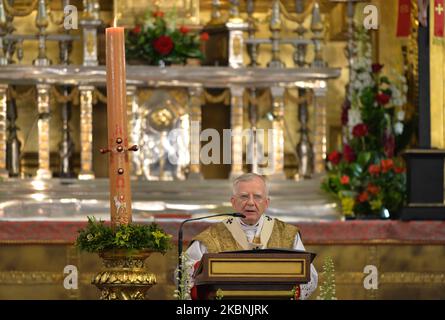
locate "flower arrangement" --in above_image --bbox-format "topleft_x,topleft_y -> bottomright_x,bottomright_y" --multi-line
173,253 -> 193,300
316,257 -> 337,300
322,27 -> 411,219
76,217 -> 172,254
125,9 -> 209,66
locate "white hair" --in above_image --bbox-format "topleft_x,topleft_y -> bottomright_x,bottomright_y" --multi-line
232,173 -> 269,197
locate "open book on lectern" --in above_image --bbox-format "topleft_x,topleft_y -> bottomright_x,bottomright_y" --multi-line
220,248 -> 316,263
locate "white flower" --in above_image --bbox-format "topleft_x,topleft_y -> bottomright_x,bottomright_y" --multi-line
348,108 -> 362,128
390,85 -> 405,107
394,122 -> 404,135
166,23 -> 175,33
391,86 -> 401,98
397,110 -> 405,121
358,72 -> 368,81
144,21 -> 154,29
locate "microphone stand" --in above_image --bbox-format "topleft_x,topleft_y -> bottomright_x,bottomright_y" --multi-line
177,212 -> 245,296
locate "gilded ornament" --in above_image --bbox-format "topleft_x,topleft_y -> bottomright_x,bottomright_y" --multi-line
148,106 -> 175,132
92,250 -> 157,300
233,36 -> 242,56
86,33 -> 95,56
3,0 -> 38,17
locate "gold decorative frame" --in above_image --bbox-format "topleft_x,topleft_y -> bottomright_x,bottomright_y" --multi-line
113,0 -> 200,27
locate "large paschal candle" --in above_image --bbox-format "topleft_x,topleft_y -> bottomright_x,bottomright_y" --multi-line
106,27 -> 132,227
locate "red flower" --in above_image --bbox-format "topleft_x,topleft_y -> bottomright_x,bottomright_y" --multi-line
179,25 -> 190,34
293,285 -> 301,300
376,93 -> 391,105
343,144 -> 356,163
200,32 -> 209,41
372,63 -> 384,73
394,166 -> 406,174
328,150 -> 342,165
381,159 -> 394,173
352,123 -> 368,138
190,285 -> 198,300
367,183 -> 380,195
358,192 -> 369,203
190,260 -> 201,300
132,25 -> 141,34
153,35 -> 174,55
368,164 -> 381,176
153,11 -> 164,18
340,175 -> 350,185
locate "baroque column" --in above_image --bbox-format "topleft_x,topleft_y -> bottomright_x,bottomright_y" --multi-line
310,1 -> 325,68
229,86 -> 244,178
0,0 -> 8,66
33,0 -> 50,66
226,0 -> 248,68
269,86 -> 286,179
313,85 -> 328,174
188,86 -> 203,179
78,85 -> 95,180
0,2 -> 8,177
80,0 -> 101,67
58,31 -> 75,178
247,88 -> 259,174
77,1 -> 100,179
36,84 -> 52,179
268,0 -> 285,68
6,97 -> 21,177
0,84 -> 7,178
296,88 -> 314,179
58,88 -> 75,178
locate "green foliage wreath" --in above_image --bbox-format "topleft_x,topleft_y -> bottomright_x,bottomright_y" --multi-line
76,217 -> 172,254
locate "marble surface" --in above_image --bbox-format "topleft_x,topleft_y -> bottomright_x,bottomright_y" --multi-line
0,175 -> 339,223
0,65 -> 340,88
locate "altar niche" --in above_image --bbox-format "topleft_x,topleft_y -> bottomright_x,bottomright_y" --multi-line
201,92 -> 231,179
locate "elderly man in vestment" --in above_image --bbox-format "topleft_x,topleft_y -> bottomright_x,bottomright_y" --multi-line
184,173 -> 318,299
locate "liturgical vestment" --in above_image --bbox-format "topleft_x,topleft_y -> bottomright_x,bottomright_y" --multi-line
185,214 -> 318,300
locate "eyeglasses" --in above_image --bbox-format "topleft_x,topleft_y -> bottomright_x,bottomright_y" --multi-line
235,194 -> 266,203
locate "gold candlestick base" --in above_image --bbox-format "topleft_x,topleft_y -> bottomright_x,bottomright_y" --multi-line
92,249 -> 157,300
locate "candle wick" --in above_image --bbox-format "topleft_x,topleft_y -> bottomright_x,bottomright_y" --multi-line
113,13 -> 122,28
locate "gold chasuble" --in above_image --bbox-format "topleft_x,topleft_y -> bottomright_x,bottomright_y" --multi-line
192,216 -> 299,253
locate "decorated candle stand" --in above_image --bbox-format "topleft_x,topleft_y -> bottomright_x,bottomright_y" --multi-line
75,27 -> 172,300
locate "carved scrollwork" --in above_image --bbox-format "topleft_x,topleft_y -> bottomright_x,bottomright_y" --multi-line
92,250 -> 157,300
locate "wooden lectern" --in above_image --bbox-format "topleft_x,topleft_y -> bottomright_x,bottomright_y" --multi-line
193,249 -> 315,300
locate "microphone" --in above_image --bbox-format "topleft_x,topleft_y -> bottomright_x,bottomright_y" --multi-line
176,213 -> 246,295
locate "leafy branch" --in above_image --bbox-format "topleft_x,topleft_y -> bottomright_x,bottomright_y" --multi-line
76,217 -> 172,254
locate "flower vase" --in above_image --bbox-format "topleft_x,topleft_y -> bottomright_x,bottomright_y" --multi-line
92,249 -> 157,300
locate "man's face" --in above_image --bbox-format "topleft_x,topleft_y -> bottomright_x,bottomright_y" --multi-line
230,178 -> 270,225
